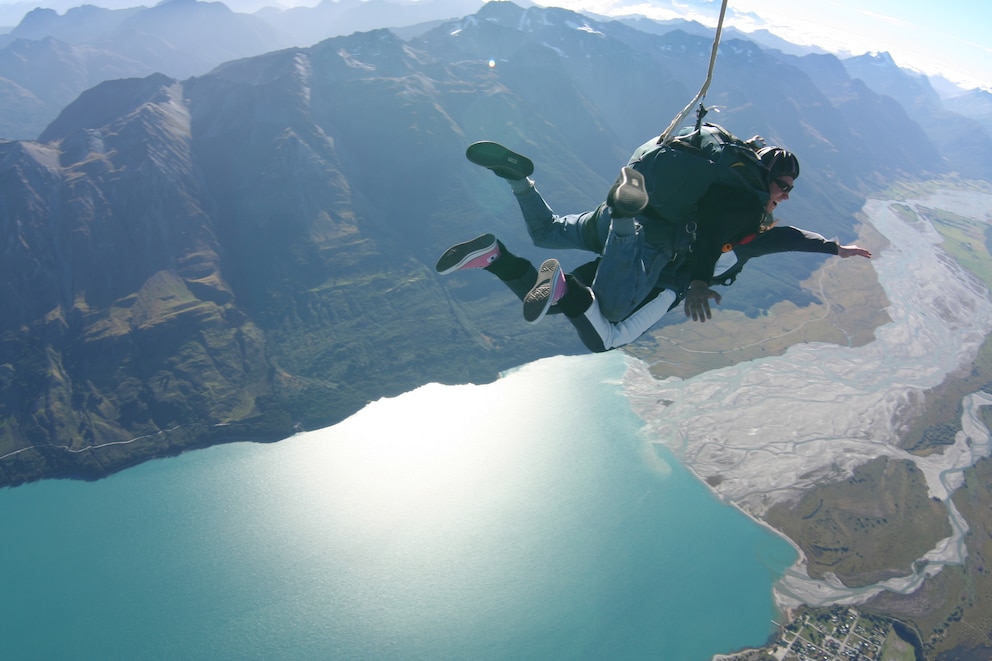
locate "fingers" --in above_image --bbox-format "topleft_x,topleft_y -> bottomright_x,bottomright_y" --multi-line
683,293 -> 715,322
683,299 -> 699,321
683,282 -> 720,322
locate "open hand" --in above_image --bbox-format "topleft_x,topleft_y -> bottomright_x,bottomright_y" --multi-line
684,280 -> 721,322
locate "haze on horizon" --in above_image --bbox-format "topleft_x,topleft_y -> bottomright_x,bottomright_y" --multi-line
0,0 -> 988,91
540,0 -> 992,92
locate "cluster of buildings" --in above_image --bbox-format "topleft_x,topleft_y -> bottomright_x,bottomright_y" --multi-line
771,607 -> 894,661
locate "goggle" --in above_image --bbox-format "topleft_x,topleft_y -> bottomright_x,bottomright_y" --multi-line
773,178 -> 794,193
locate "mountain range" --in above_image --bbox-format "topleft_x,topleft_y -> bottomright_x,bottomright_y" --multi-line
841,51 -> 992,181
1,0 -> 988,142
0,0 -> 492,138
0,0 -> 985,490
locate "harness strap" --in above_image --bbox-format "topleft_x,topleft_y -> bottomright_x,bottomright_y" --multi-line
657,0 -> 730,146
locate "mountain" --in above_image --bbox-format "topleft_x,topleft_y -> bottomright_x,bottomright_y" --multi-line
946,87 -> 992,125
257,0 -> 487,48
0,36 -> 148,138
0,0 -> 284,139
0,1 -> 954,488
929,72 -> 975,99
784,51 -> 943,183
616,16 -> 826,59
95,0 -> 283,75
5,4 -> 137,43
842,52 -> 943,118
1,0 -> 283,64
0,0 -> 497,140
842,51 -> 992,180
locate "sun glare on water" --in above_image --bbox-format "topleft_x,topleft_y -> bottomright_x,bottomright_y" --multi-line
264,381 -> 546,539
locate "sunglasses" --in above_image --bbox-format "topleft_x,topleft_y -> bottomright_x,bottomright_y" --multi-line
773,178 -> 794,193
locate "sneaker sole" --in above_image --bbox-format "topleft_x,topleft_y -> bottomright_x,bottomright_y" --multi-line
435,233 -> 498,275
609,167 -> 649,218
523,258 -> 562,324
466,141 -> 534,180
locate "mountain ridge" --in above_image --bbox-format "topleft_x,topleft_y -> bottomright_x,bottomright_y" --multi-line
2,0 -> 988,144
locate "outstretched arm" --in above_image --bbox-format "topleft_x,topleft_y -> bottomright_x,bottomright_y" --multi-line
838,244 -> 872,258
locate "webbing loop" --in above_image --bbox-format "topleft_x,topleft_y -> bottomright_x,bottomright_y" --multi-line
657,0 -> 730,146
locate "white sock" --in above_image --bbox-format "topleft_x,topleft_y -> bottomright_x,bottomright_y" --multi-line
509,177 -> 535,195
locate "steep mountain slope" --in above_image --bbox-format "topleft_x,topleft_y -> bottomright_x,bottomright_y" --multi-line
0,35 -> 147,138
843,52 -> 992,180
786,51 -> 943,184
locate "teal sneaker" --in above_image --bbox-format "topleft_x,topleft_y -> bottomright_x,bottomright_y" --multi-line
466,141 -> 534,180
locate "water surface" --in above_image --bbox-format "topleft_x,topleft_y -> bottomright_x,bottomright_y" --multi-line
1,352 -> 794,660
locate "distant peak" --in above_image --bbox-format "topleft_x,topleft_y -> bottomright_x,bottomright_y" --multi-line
864,51 -> 895,65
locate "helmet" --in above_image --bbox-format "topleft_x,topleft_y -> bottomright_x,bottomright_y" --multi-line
757,146 -> 800,180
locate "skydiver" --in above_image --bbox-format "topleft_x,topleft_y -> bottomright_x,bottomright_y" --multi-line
435,226 -> 871,353
459,131 -> 800,323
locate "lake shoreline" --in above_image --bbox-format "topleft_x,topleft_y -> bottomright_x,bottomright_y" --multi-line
621,190 -> 992,614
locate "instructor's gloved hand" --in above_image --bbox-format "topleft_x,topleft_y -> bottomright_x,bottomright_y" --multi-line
684,280 -> 721,323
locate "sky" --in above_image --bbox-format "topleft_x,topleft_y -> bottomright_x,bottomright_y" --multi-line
0,0 -> 988,90
536,0 -> 992,91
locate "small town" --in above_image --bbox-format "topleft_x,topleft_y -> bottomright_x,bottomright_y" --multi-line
719,606 -> 919,661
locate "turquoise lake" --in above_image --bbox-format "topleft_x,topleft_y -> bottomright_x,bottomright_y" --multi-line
0,352 -> 795,660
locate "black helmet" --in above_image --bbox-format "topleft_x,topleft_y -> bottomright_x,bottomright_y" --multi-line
757,146 -> 800,180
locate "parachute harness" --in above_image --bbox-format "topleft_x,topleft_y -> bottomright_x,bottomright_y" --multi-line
646,0 -> 731,263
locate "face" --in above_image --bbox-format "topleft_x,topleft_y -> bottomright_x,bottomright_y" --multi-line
766,176 -> 794,213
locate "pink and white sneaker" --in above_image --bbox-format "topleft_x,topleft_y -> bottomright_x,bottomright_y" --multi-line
523,258 -> 567,324
435,234 -> 501,275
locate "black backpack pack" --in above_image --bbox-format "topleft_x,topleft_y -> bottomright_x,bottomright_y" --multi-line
626,122 -> 770,228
